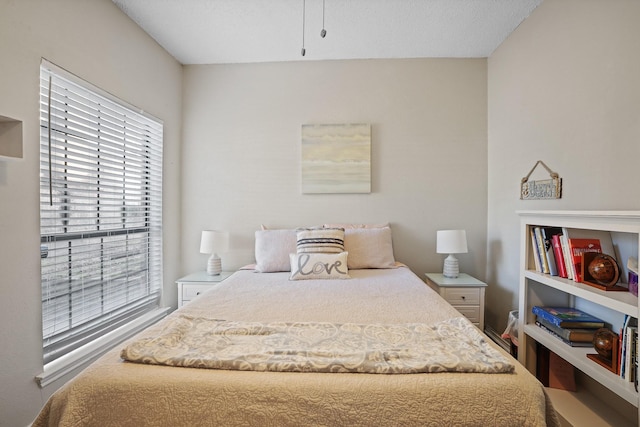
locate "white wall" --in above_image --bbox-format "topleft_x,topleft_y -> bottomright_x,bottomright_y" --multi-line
181,59 -> 488,280
0,1 -> 182,425
487,0 -> 640,331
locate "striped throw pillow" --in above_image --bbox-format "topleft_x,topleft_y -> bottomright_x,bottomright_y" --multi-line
296,228 -> 345,254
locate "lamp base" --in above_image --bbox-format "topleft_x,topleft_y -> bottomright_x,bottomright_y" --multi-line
443,254 -> 459,278
207,253 -> 222,275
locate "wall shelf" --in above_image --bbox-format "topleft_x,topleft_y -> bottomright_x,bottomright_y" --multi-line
0,115 -> 23,160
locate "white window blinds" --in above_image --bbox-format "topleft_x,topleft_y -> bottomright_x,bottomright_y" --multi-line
39,60 -> 163,364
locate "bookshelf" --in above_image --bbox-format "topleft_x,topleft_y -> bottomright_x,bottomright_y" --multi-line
518,211 -> 640,427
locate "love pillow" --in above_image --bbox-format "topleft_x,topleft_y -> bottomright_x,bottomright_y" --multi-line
289,252 -> 350,280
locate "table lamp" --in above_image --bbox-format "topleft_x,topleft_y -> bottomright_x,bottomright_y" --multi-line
200,230 -> 229,275
436,229 -> 468,278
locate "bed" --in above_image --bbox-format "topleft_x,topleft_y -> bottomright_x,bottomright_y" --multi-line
34,225 -> 559,426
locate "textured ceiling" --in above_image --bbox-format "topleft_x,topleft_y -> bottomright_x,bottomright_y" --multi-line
112,0 -> 542,64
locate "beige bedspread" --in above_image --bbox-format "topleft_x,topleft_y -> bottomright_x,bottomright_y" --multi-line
34,267 -> 559,426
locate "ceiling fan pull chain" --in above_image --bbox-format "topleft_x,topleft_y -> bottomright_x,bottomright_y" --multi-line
301,0 -> 306,56
321,0 -> 327,38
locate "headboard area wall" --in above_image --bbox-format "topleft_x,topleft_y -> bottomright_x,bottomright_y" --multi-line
180,58 -> 488,307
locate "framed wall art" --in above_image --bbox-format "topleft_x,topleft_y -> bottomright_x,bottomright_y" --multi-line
301,123 -> 371,194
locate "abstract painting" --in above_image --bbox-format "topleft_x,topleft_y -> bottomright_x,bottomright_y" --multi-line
301,123 -> 371,194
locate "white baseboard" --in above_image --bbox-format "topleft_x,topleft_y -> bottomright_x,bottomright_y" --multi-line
484,325 -> 511,353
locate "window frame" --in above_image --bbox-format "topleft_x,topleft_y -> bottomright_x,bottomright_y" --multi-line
38,59 -> 164,366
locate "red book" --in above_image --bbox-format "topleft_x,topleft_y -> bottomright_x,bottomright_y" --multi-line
551,234 -> 568,278
567,238 -> 602,282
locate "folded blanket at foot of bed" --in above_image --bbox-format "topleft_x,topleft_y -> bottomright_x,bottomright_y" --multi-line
121,315 -> 514,374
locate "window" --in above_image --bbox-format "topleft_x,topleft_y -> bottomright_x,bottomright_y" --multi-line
39,60 -> 163,364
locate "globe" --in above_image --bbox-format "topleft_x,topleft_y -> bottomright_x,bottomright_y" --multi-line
593,328 -> 616,360
587,254 -> 619,286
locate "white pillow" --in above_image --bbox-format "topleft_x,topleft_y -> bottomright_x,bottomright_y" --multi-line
254,229 -> 297,272
289,252 -> 350,280
344,227 -> 396,269
296,228 -> 345,254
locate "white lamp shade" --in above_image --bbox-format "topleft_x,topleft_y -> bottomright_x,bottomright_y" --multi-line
200,230 -> 229,255
436,230 -> 468,254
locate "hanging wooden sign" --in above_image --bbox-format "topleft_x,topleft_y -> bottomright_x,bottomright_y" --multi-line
520,160 -> 562,200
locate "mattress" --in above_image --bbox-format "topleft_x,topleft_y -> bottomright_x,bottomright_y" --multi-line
33,267 -> 559,426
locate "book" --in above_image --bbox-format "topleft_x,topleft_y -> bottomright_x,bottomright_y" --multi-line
563,228 -> 617,281
532,306 -> 605,329
541,227 -> 563,276
559,234 -> 574,280
563,228 -> 616,255
620,315 -> 631,379
618,327 -> 623,375
551,234 -> 568,278
567,238 -> 602,282
530,229 -> 542,273
634,331 -> 640,391
624,326 -> 637,382
620,316 -> 638,380
535,321 -> 595,347
562,228 -> 578,279
629,257 -> 638,296
536,317 -> 596,342
534,227 -> 550,274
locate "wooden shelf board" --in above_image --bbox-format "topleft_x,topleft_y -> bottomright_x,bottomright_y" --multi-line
546,387 -> 637,427
524,324 -> 638,405
524,270 -> 637,316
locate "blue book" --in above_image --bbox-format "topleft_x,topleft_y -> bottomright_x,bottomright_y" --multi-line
532,306 -> 605,329
535,321 -> 594,347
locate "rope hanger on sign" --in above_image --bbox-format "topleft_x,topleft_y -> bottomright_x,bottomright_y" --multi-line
520,160 -> 562,200
521,160 -> 559,183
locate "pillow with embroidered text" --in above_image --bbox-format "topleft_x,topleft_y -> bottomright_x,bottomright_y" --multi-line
289,252 -> 350,280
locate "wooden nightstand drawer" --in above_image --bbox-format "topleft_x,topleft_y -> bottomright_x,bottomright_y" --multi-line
453,305 -> 480,323
182,284 -> 213,300
441,287 -> 480,305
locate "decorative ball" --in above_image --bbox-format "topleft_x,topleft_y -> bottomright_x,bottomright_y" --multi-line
587,254 -> 619,286
593,328 -> 616,359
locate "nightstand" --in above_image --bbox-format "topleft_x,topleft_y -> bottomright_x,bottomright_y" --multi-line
424,273 -> 487,331
176,271 -> 234,307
